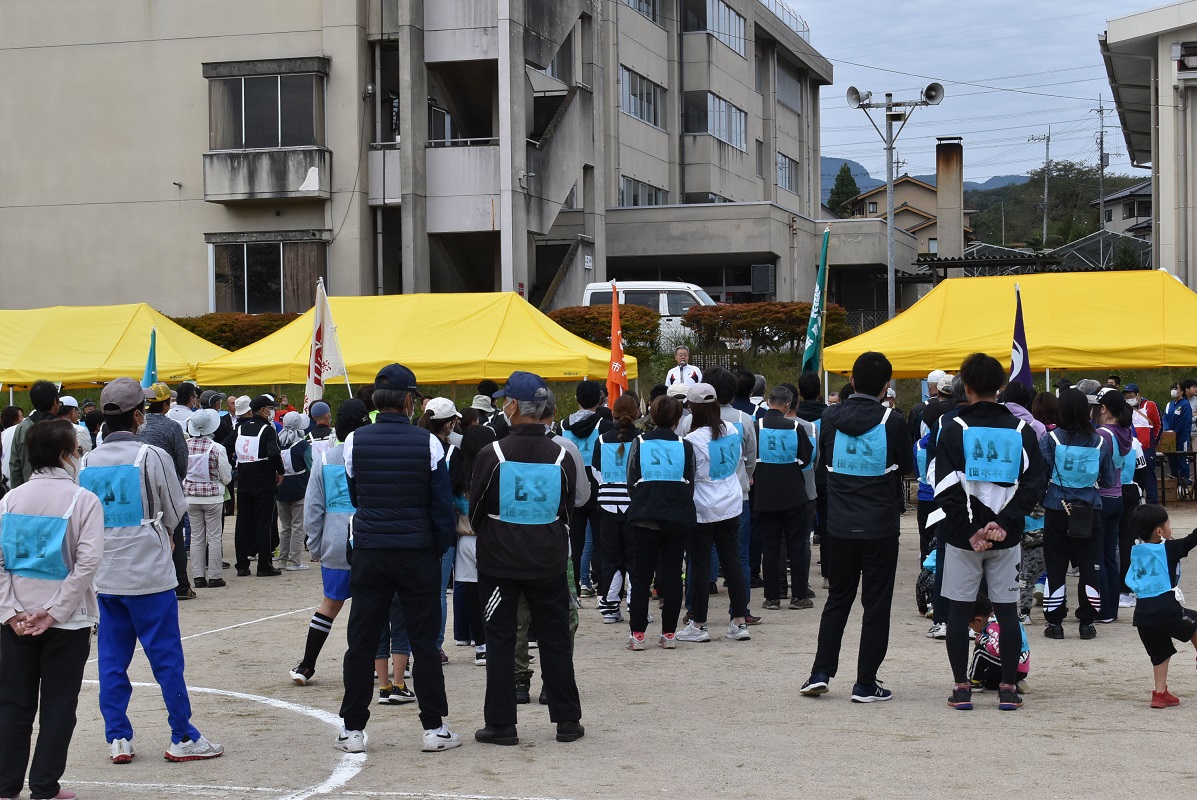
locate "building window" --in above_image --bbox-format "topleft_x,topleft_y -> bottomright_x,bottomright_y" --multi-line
619,175 -> 667,207
777,152 -> 798,193
867,201 -> 878,214
1104,208 -> 1113,223
755,140 -> 764,177
685,92 -> 747,150
209,74 -> 325,150
1136,200 -> 1152,218
620,67 -> 665,128
777,59 -> 803,113
683,0 -> 746,57
622,0 -> 661,24
927,238 -> 938,255
213,241 -> 327,313
683,192 -> 731,204
1123,201 -> 1135,220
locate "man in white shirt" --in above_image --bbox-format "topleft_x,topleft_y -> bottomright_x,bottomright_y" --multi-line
665,346 -> 703,386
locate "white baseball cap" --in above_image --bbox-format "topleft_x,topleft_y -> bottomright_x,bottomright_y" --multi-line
58,395 -> 79,409
426,397 -> 461,420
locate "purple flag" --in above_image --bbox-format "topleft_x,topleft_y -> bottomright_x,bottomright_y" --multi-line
1010,284 -> 1032,388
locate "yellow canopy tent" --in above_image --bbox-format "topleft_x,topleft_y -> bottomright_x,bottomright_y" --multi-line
194,292 -> 637,386
824,270 -> 1197,378
0,304 -> 229,389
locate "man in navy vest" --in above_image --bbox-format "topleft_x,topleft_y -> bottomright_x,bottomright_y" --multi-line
470,371 -> 583,746
334,364 -> 459,755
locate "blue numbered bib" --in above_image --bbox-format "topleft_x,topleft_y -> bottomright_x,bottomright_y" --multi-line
831,423 -> 888,477
599,442 -> 630,483
708,430 -> 742,481
1116,441 -> 1138,485
1126,542 -> 1172,599
79,463 -> 145,528
759,426 -> 799,465
498,461 -> 563,525
323,464 -> 356,514
916,446 -> 929,483
562,428 -> 601,462
1024,514 -> 1044,533
962,427 -> 1022,484
1,513 -> 69,580
639,440 -> 685,482
1051,434 -> 1101,489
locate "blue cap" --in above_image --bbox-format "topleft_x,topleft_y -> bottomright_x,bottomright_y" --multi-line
310,401 -> 331,418
1123,383 -> 1140,393
493,371 -> 550,402
374,363 -> 420,394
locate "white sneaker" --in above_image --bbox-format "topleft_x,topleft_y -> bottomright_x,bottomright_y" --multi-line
724,622 -> 751,641
1119,593 -> 1137,608
421,725 -> 462,752
474,647 -> 487,666
285,563 -> 311,571
164,735 -> 224,762
674,621 -> 710,643
627,633 -> 646,650
454,639 -> 472,647
927,622 -> 947,640
1033,583 -> 1044,606
109,737 -> 135,764
334,728 -> 367,753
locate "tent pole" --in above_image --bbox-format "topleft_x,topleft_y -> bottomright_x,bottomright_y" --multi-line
1045,367 -> 1050,393
824,370 -> 829,400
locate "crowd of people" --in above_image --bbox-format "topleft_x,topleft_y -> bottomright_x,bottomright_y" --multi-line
2,355 -> 1197,798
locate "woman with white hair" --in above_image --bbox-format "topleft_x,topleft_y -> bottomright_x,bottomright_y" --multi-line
184,409 -> 233,588
276,411 -> 312,571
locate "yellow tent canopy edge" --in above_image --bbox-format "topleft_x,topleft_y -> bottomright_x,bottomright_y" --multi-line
823,270 -> 1191,379
194,292 -> 637,387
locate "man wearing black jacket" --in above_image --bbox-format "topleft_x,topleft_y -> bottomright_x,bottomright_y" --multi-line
227,395 -> 284,577
800,351 -> 914,703
933,353 -> 1045,711
470,371 -> 583,747
796,372 -> 829,585
756,385 -> 814,610
558,381 -> 613,597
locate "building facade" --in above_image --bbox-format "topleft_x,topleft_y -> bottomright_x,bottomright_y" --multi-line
1089,179 -> 1153,240
846,175 -> 974,257
1103,1 -> 1197,288
1,0 -> 842,315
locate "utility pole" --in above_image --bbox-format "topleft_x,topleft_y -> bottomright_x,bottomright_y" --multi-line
1001,202 -> 1006,246
1030,127 -> 1051,245
1097,96 -> 1107,233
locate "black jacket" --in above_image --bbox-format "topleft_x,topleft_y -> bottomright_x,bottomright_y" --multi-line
559,411 -> 613,509
470,424 -> 577,579
626,429 -> 697,530
933,401 -> 1045,551
753,410 -> 814,513
795,399 -> 827,424
818,394 -> 914,538
345,413 -> 455,552
225,416 -> 284,492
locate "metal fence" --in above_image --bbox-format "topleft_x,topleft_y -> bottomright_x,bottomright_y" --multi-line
845,309 -> 888,335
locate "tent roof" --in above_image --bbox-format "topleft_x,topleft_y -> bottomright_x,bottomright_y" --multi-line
195,292 -> 637,386
824,270 -> 1197,378
0,304 -> 229,389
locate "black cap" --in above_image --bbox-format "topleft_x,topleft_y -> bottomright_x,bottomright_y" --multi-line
336,398 -> 370,424
576,380 -> 601,408
250,394 -> 277,412
375,363 -> 420,394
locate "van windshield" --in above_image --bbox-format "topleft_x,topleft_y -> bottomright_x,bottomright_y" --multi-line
695,289 -> 716,306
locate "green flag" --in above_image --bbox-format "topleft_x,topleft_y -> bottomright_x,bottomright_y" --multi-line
801,227 -> 831,375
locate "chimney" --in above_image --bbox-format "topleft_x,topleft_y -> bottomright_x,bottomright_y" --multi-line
936,137 -> 964,277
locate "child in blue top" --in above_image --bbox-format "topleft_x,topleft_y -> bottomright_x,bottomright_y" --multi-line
1126,504 -> 1197,708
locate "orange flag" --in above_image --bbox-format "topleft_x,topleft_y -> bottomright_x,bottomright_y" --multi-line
607,283 -> 628,402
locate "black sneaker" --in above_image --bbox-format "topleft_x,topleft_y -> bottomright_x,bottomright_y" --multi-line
378,682 -> 415,705
257,566 -> 282,577
998,686 -> 1023,711
790,597 -> 814,610
1079,623 -> 1097,640
948,685 -> 973,710
236,567 -> 251,577
514,683 -> 531,705
556,721 -> 585,742
800,674 -> 830,696
207,578 -> 227,588
750,576 -> 765,589
290,663 -> 315,686
474,725 -> 519,746
762,599 -> 781,611
1044,623 -> 1064,639
193,578 -> 208,588
538,688 -> 548,705
850,681 -> 893,703
709,581 -> 719,594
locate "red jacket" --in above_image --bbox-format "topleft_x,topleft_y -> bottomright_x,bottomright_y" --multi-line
1133,399 -> 1161,449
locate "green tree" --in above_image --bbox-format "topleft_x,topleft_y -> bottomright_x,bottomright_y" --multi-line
826,163 -> 860,218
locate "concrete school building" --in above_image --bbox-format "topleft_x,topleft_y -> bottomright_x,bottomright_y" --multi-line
2,1 -> 879,316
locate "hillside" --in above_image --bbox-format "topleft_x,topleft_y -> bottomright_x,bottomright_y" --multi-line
819,157 -> 1027,203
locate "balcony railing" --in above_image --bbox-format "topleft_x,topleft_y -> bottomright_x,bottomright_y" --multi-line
757,0 -> 810,42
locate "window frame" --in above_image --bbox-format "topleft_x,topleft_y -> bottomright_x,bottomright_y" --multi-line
867,201 -> 878,214
706,0 -> 746,57
777,151 -> 798,193
618,175 -> 668,207
209,72 -> 325,151
619,66 -> 666,129
211,239 -> 327,314
705,93 -> 747,151
621,0 -> 662,25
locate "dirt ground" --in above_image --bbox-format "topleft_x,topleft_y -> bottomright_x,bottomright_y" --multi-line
37,506 -> 1197,800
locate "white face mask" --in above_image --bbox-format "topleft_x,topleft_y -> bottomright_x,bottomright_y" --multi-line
63,454 -> 81,480
1172,389 -> 1181,399
1128,397 -> 1140,407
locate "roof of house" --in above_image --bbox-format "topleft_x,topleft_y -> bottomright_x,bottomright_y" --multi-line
1089,179 -> 1153,207
849,174 -> 938,203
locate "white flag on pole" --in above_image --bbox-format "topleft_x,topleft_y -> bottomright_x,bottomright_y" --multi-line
303,278 -> 346,412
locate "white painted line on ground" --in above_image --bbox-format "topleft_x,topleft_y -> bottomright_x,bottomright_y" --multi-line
80,679 -> 363,800
85,605 -> 315,665
340,793 -> 578,800
68,779 -> 274,795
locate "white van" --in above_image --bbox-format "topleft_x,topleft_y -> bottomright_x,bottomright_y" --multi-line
582,281 -> 717,344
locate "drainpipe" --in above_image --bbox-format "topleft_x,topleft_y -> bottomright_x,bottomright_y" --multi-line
677,12 -> 686,199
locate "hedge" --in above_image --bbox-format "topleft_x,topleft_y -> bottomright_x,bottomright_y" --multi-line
681,302 -> 853,352
170,312 -> 299,351
547,304 -> 660,362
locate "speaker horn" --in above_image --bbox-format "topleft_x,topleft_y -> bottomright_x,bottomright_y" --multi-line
922,82 -> 945,105
846,86 -> 871,109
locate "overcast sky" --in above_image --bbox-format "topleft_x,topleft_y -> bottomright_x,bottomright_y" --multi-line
801,0 -> 1168,184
